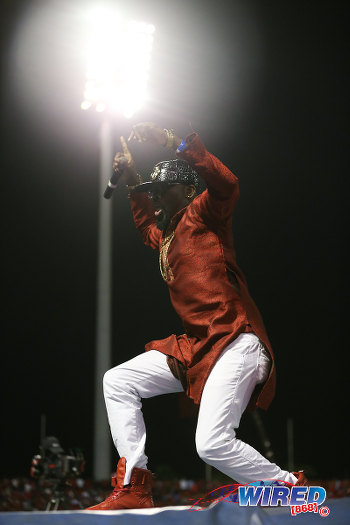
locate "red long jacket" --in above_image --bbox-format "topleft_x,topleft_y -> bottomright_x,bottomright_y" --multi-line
130,133 -> 276,410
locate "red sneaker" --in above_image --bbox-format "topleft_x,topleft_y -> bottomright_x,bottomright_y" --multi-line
292,470 -> 308,486
87,457 -> 154,510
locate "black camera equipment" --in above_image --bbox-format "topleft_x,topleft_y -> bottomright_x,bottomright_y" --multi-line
30,436 -> 85,510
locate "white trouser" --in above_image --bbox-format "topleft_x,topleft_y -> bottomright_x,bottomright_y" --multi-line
103,333 -> 297,485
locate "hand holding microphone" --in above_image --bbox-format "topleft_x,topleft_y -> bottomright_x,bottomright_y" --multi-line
103,154 -> 128,199
104,136 -> 139,199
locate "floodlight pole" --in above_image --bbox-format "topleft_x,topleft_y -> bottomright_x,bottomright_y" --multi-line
94,117 -> 113,480
287,417 -> 294,472
83,12 -> 155,481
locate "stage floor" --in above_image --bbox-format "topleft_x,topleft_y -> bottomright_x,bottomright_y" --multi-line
0,498 -> 349,525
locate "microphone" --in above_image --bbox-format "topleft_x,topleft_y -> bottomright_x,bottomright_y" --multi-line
103,156 -> 128,199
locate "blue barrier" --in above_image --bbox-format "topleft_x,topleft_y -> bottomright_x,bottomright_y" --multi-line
0,498 -> 349,525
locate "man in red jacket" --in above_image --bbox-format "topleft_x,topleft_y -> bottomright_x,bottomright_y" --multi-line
88,123 -> 306,511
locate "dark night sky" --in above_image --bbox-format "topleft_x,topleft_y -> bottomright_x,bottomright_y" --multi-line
1,0 -> 348,481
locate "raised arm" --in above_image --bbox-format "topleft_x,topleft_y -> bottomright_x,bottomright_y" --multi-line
129,191 -> 162,250
177,133 -> 239,221
128,123 -> 239,223
114,137 -> 161,250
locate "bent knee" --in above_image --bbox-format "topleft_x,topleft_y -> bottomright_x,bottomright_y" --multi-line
196,443 -> 210,463
196,430 -> 237,462
103,366 -> 128,393
196,434 -> 220,463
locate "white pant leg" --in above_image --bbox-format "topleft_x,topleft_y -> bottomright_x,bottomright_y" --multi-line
196,333 -> 297,484
103,350 -> 183,484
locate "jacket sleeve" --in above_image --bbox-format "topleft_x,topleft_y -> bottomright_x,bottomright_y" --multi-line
177,133 -> 239,223
129,191 -> 162,250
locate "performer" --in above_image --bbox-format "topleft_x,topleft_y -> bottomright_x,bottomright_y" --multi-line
88,123 -> 306,511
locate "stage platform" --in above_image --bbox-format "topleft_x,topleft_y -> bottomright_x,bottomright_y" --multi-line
0,498 -> 349,525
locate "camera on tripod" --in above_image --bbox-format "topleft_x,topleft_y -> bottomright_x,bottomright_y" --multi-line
31,436 -> 85,481
30,435 -> 85,510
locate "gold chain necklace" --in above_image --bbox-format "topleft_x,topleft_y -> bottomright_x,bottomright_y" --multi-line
159,231 -> 175,281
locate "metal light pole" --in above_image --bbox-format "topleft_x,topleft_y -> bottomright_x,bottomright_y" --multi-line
81,9 -> 155,480
93,118 -> 113,480
287,417 -> 295,472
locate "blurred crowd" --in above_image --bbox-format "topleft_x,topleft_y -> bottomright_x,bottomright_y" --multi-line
1,477 -> 349,512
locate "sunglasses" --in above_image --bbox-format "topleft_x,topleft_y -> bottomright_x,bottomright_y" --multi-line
147,183 -> 181,199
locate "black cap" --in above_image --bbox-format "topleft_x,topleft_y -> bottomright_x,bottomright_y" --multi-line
43,436 -> 64,455
134,159 -> 199,193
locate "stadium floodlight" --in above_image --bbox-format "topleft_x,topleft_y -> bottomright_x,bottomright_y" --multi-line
82,8 -> 155,481
81,8 -> 155,117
